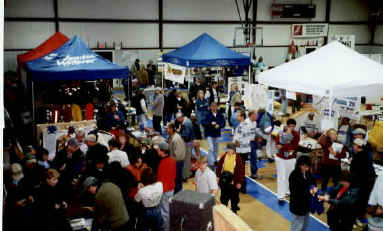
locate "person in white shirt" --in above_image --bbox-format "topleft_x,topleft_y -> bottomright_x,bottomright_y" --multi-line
245,110 -> 263,180
107,138 -> 130,169
233,110 -> 251,193
194,156 -> 218,195
135,167 -> 163,231
299,112 -> 320,139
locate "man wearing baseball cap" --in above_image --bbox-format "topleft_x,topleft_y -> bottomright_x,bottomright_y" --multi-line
83,176 -> 130,231
156,142 -> 176,231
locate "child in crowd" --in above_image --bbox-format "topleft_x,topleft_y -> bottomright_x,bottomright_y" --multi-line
194,155 -> 218,196
37,148 -> 51,169
279,125 -> 294,145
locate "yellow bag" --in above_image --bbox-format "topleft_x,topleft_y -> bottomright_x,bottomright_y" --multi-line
368,121 -> 383,151
71,104 -> 83,121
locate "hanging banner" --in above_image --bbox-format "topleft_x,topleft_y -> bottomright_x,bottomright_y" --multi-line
292,24 -> 328,38
335,96 -> 361,120
267,90 -> 275,114
164,63 -> 186,84
286,91 -> 296,100
328,34 -> 355,49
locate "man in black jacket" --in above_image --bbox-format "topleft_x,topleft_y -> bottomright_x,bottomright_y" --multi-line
319,171 -> 359,231
350,138 -> 376,223
208,81 -> 219,104
289,156 -> 316,231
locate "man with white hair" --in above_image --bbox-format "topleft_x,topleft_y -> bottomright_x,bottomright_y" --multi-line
151,87 -> 164,134
75,129 -> 88,154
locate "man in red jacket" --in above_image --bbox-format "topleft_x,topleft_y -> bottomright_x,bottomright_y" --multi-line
275,119 -> 300,204
156,142 -> 176,231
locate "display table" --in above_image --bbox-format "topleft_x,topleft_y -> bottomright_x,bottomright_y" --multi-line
213,205 -> 252,231
37,120 -> 97,144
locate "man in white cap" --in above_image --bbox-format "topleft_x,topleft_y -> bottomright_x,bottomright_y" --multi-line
151,87 -> 164,134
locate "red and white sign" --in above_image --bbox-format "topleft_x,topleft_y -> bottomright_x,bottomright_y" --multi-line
292,24 -> 328,38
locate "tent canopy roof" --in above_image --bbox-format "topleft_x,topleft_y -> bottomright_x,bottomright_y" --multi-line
25,36 -> 129,82
162,33 -> 250,67
17,32 -> 70,67
258,41 -> 383,97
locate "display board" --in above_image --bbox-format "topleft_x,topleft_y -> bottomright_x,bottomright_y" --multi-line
243,84 -> 268,111
291,24 -> 329,38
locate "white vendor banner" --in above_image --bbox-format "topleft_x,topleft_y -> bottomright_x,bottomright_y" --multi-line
286,91 -> 296,100
334,97 -> 361,120
292,24 -> 328,38
328,35 -> 355,49
164,63 -> 186,84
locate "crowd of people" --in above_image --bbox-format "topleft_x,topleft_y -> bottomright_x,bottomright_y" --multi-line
3,66 -> 383,231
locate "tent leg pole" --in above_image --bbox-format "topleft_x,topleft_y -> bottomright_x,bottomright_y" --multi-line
32,81 -> 35,123
248,65 -> 251,84
162,68 -> 164,89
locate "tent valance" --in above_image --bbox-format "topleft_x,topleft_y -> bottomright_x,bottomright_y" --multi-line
162,33 -> 250,67
258,41 -> 383,98
25,36 -> 129,82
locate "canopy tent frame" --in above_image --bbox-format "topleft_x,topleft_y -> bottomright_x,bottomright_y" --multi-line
24,36 -> 129,135
162,33 -> 251,87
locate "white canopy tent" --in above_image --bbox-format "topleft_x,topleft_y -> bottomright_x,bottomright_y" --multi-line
258,41 -> 383,98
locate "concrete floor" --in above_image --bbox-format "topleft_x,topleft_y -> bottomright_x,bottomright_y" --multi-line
114,90 -> 365,230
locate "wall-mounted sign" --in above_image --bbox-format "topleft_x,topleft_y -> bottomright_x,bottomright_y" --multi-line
328,34 -> 355,49
292,24 -> 328,38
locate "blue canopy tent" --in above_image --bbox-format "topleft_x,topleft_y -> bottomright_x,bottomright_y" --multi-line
25,35 -> 129,123
26,36 -> 129,81
162,33 -> 250,67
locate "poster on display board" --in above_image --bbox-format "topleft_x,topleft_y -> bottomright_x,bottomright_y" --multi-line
228,77 -> 243,95
267,90 -> 275,114
328,35 -> 355,49
243,84 -> 268,111
292,24 -> 329,38
164,63 -> 186,84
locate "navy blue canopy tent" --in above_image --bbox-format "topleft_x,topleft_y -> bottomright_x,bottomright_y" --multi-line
26,36 -> 129,81
162,33 -> 250,67
24,36 -> 129,124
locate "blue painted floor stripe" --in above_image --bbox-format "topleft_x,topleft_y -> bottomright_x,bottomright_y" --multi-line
199,148 -> 329,230
246,178 -> 329,231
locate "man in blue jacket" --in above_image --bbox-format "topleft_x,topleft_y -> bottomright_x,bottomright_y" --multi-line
176,112 -> 195,180
202,102 -> 226,169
